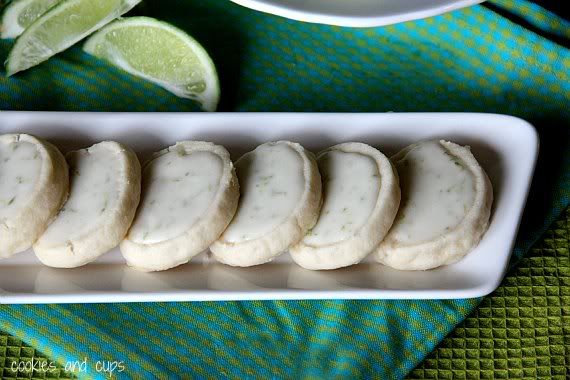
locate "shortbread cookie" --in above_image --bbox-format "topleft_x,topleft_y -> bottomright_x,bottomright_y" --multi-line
211,141 -> 321,267
291,143 -> 400,270
374,140 -> 493,270
34,141 -> 141,268
0,134 -> 68,258
121,141 -> 239,271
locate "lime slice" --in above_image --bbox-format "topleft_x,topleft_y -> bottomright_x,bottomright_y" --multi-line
1,0 -> 63,39
83,17 -> 220,112
5,0 -> 141,76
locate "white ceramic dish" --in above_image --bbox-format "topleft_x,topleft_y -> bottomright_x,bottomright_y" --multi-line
0,112 -> 537,303
230,0 -> 484,27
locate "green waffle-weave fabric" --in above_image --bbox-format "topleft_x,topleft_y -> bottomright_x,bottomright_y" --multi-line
0,0 -> 569,378
408,208 -> 570,380
1,332 -> 75,379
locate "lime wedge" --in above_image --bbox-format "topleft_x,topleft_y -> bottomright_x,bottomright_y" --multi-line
84,17 -> 220,112
1,0 -> 62,39
5,0 -> 141,76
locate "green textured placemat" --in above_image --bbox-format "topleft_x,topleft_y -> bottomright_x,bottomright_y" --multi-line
408,207 -> 570,379
0,333 -> 74,379
2,207 -> 568,379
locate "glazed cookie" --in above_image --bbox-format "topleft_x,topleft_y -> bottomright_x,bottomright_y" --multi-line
374,140 -> 493,270
211,141 -> 322,267
290,142 -> 400,270
34,141 -> 141,268
0,134 -> 68,258
121,141 -> 239,271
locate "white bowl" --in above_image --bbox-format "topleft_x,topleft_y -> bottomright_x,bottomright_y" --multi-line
230,0 -> 484,27
0,112 -> 537,303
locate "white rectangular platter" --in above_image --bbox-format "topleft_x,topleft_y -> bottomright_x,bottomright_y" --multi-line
0,112 -> 538,303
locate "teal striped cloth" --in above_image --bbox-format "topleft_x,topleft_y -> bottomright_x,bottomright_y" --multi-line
1,0 -> 569,378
